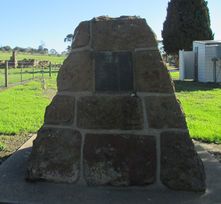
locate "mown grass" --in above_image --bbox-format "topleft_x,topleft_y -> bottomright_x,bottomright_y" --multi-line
0,51 -> 66,64
0,77 -> 57,161
0,76 -> 57,134
170,71 -> 179,80
175,81 -> 221,143
169,71 -> 221,143
0,68 -> 220,157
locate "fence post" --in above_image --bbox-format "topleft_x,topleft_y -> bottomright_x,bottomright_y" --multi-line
32,66 -> 35,79
49,62 -> 52,77
5,61 -> 8,87
21,64 -> 23,83
41,66 -> 44,78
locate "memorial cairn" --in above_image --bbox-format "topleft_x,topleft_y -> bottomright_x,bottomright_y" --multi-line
27,16 -> 205,192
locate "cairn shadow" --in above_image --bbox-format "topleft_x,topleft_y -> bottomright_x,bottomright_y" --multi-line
174,80 -> 221,92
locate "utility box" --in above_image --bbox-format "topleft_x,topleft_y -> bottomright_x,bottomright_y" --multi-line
193,40 -> 221,83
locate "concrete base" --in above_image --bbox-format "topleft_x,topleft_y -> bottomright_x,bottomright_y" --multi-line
0,136 -> 220,204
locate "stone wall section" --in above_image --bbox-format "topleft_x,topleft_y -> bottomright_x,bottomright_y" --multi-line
27,17 -> 205,192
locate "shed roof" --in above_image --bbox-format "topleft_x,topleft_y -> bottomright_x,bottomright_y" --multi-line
194,40 -> 221,45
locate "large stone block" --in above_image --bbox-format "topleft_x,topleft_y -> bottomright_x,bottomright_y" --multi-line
77,96 -> 143,129
44,95 -> 75,125
134,51 -> 174,93
91,16 -> 157,51
160,131 -> 206,192
84,134 -> 156,186
135,50 -> 165,70
71,21 -> 90,49
145,96 -> 187,129
26,128 -> 81,183
57,51 -> 93,92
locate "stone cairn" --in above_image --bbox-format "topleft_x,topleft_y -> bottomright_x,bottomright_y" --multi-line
27,16 -> 206,192
9,51 -> 18,68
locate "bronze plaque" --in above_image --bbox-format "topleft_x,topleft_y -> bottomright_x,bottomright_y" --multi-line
95,52 -> 133,92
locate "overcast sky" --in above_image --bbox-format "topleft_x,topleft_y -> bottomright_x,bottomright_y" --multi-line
1,0 -> 220,53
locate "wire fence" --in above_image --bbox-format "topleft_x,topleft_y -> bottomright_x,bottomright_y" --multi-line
0,61 -> 61,88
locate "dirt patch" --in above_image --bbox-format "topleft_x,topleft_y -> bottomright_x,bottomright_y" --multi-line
0,134 -> 32,165
43,88 -> 57,100
193,140 -> 221,162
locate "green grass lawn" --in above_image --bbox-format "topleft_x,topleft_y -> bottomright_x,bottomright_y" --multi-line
0,77 -> 57,135
170,71 -> 179,80
0,72 -> 220,157
0,51 -> 66,64
175,81 -> 221,143
169,71 -> 221,143
0,77 -> 57,160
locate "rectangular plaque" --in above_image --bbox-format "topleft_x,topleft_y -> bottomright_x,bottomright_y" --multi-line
95,52 -> 133,92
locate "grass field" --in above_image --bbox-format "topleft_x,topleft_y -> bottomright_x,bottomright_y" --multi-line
0,72 -> 220,143
170,72 -> 221,143
170,71 -> 179,80
0,77 -> 57,162
175,81 -> 221,143
0,69 -> 220,161
0,77 -> 57,135
171,71 -> 221,143
0,51 -> 66,64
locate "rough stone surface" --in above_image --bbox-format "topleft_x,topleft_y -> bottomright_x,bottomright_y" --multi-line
44,95 -> 75,125
134,51 -> 174,93
77,96 -> 143,129
84,134 -> 156,186
91,16 -> 157,51
145,96 -> 187,129
26,128 -> 81,183
27,16 -> 205,192
57,51 -> 93,92
71,21 -> 90,49
160,131 -> 206,192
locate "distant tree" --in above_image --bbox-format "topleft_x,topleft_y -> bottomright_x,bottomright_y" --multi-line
38,45 -> 43,51
61,51 -> 68,56
0,46 -> 12,51
64,34 -> 74,53
38,45 -> 44,52
43,48 -> 48,54
37,41 -> 47,54
37,41 -> 49,54
162,0 -> 214,55
64,34 -> 73,42
66,45 -> 72,53
26,47 -> 34,53
14,46 -> 26,52
0,45 -> 51,55
49,49 -> 58,55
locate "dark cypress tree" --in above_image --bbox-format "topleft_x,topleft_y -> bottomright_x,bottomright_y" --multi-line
162,0 -> 214,55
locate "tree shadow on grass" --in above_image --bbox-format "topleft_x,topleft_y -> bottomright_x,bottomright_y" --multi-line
174,80 -> 221,92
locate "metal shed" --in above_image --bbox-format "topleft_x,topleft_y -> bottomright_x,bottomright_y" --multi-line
179,40 -> 221,82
